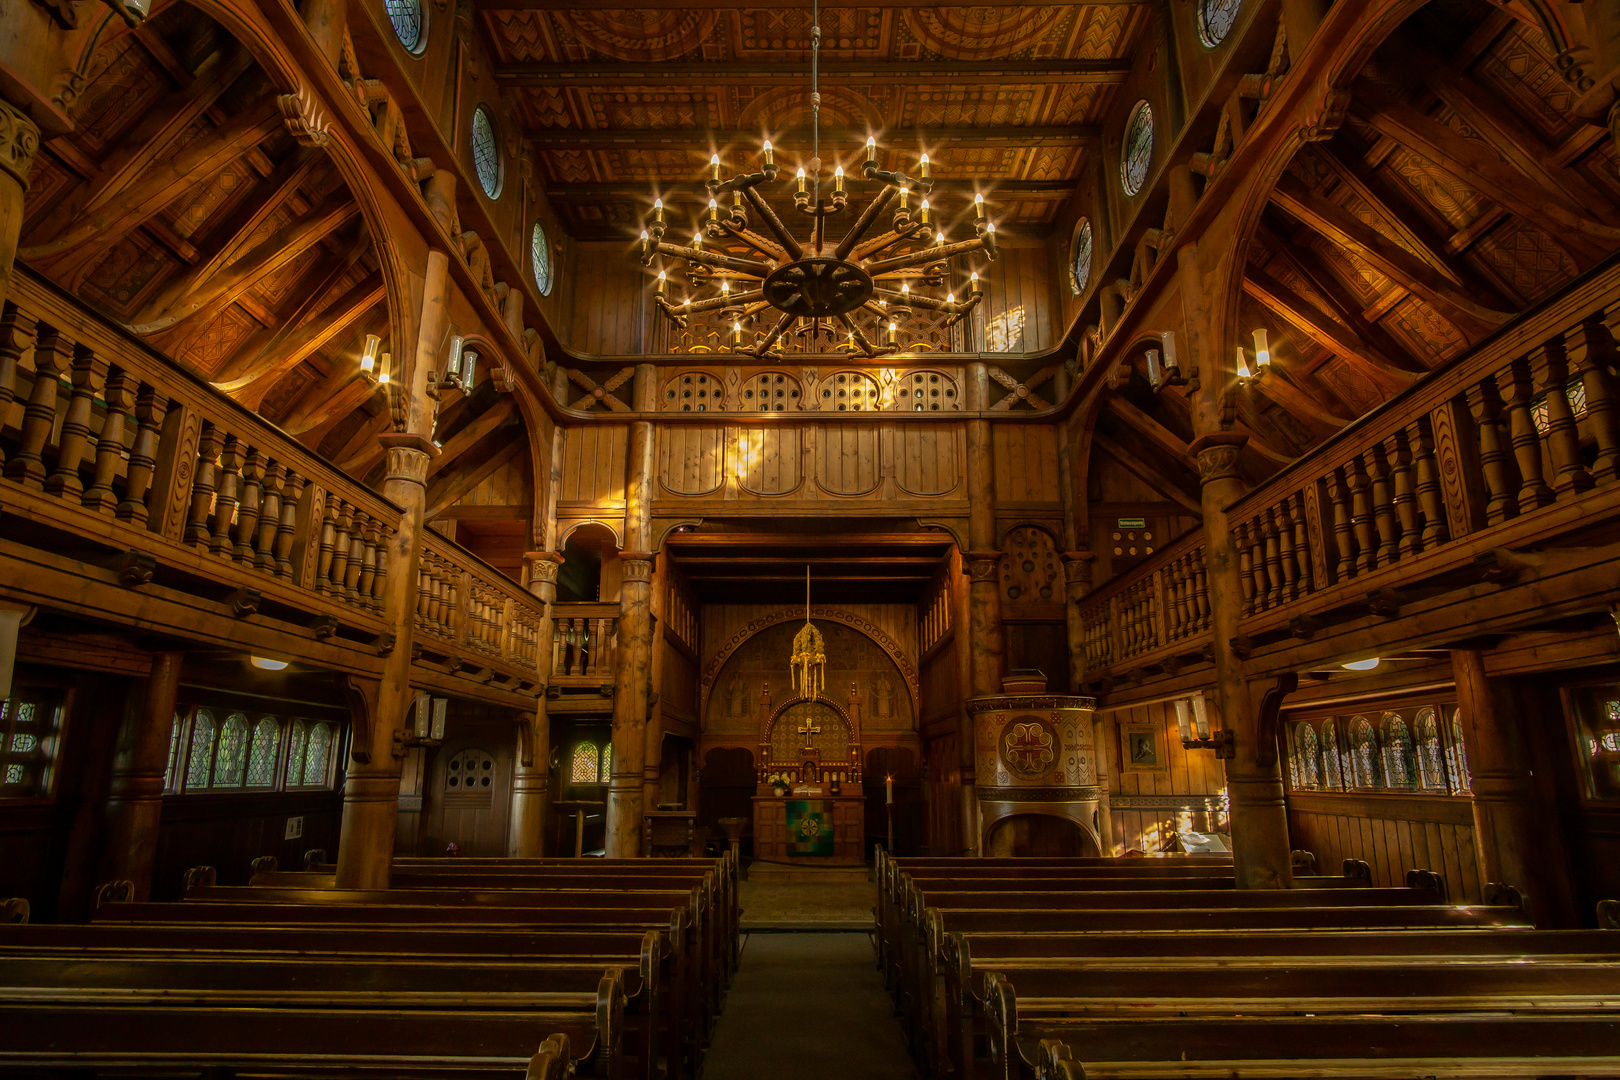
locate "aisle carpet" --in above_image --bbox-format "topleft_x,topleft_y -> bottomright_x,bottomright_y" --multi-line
701,932 -> 917,1080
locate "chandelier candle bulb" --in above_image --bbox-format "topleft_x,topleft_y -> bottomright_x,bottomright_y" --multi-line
693,231 -> 703,251
920,153 -> 930,181
898,185 -> 909,210
971,271 -> 982,295
887,320 -> 897,345
732,321 -> 743,346
834,165 -> 844,194
653,198 -> 664,224
710,153 -> 721,181
721,279 -> 730,296
974,192 -> 985,221
866,135 -> 877,164
919,199 -> 930,225
709,197 -> 720,223
656,270 -> 667,296
1253,327 -> 1270,367
762,140 -> 774,167
796,167 -> 807,195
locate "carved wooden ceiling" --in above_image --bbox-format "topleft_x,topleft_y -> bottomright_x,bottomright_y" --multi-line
480,1 -> 1147,239
1104,0 -> 1620,503
17,1 -> 527,554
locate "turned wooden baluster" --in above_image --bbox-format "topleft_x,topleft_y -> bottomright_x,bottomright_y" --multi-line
329,501 -> 354,599
45,346 -> 98,498
0,304 -> 26,472
571,618 -> 588,676
1529,339 -> 1592,497
1191,551 -> 1209,631
1347,454 -> 1377,575
371,538 -> 388,606
1232,519 -> 1255,616
1274,502 -> 1299,603
343,510 -> 366,598
255,463 -> 284,573
551,617 -> 565,674
6,326 -> 70,489
416,558 -> 433,626
1405,416 -> 1447,549
1382,431 -> 1419,560
83,367 -> 135,514
274,474 -> 303,580
1466,377 -> 1518,524
185,424 -> 223,547
232,449 -> 264,564
1168,556 -> 1187,639
1291,492 -> 1314,595
1497,359 -> 1554,514
1328,466 -> 1354,581
208,436 -> 241,558
117,386 -> 165,526
357,515 -> 378,607
1261,508 -> 1284,611
1365,443 -> 1398,568
1571,315 -> 1620,484
315,495 -> 338,594
422,560 -> 441,630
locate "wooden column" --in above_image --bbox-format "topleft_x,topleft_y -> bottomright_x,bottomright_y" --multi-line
1190,432 -> 1293,889
510,552 -> 563,856
964,363 -> 1003,855
100,651 -> 182,901
607,365 -> 658,857
1450,648 -> 1563,920
335,251 -> 448,888
0,99 -> 41,315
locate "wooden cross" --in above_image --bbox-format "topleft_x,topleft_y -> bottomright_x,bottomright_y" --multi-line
797,717 -> 821,748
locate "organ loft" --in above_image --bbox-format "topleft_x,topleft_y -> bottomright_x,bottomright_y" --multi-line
2,0 -> 1620,1075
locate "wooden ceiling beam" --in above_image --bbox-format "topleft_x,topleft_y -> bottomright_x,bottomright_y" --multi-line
1103,396 -> 1192,464
522,125 -> 1099,151
429,398 -> 520,478
1090,431 -> 1202,515
274,311 -> 389,435
1243,267 -> 1424,378
547,179 -> 1076,202
334,409 -> 395,473
426,438 -> 527,520
225,271 -> 385,405
1270,172 -> 1512,333
1312,145 -> 1474,290
487,0 -> 1143,7
498,59 -> 1131,87
1246,367 -> 1351,430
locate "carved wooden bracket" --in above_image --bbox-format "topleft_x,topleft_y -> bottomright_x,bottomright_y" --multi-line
1254,672 -> 1299,769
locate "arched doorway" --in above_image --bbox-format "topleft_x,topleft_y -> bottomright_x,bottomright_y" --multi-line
698,747 -> 755,855
985,813 -> 1098,857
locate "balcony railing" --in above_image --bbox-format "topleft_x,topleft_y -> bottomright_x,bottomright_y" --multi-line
0,269 -> 543,687
550,602 -> 620,684
1077,257 -> 1620,684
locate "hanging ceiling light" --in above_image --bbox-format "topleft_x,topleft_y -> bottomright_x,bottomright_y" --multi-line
637,0 -> 998,359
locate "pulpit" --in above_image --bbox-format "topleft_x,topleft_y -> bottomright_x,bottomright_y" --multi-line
751,682 -> 866,865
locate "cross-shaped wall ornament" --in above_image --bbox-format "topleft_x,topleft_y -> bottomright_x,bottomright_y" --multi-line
566,367 -> 634,412
797,717 -> 821,749
988,365 -> 1056,410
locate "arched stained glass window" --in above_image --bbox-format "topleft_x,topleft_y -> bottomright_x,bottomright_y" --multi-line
285,720 -> 308,788
571,743 -> 600,784
384,0 -> 424,52
532,221 -> 553,296
1197,0 -> 1241,47
600,742 -> 612,781
213,713 -> 249,788
1381,714 -> 1417,789
246,717 -> 280,787
1414,707 -> 1446,790
1120,100 -> 1154,197
303,723 -> 333,787
1446,710 -> 1471,793
1320,721 -> 1344,790
1070,218 -> 1093,295
185,710 -> 215,790
471,107 -> 501,199
1350,716 -> 1380,788
1294,722 -> 1321,789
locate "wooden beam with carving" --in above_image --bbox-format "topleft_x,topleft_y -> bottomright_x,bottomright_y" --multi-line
1243,267 -> 1425,378
428,398 -> 519,478
1104,396 -> 1193,465
221,272 -> 384,405
1090,431 -> 1202,515
547,179 -> 1077,203
498,59 -> 1132,87
521,125 -> 1100,151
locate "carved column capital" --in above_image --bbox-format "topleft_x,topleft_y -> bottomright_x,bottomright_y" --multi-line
1187,432 -> 1249,485
1062,550 -> 1093,600
377,432 -> 439,485
0,99 -> 41,191
964,551 -> 1003,584
620,551 -> 656,583
524,550 -> 564,583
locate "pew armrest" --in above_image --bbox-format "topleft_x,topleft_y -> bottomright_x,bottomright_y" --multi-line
525,1033 -> 574,1080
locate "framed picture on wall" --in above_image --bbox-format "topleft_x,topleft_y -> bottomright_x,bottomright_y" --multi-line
1119,720 -> 1166,774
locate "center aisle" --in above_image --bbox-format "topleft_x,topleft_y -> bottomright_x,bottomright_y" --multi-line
701,932 -> 917,1080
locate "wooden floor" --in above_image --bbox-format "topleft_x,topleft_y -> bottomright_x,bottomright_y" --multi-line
703,932 -> 916,1080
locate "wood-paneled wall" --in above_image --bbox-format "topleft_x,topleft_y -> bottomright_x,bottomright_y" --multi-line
558,242 -> 653,356
1288,793 -> 1482,903
1103,700 -> 1227,855
961,245 -> 1061,355
992,425 -> 1060,506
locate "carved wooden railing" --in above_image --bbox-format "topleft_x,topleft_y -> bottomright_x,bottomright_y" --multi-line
1077,259 -> 1620,683
0,269 -> 544,687
551,602 -> 620,683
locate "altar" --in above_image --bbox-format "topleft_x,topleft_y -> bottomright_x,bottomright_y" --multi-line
750,687 -> 866,865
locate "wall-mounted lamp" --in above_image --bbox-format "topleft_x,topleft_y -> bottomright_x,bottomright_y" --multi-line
439,336 -> 478,393
360,334 -> 382,383
401,694 -> 450,748
249,656 -> 289,671
1174,694 -> 1234,758
1235,346 -> 1253,381
1252,327 -> 1271,369
1341,657 -> 1381,671
1146,331 -> 1187,392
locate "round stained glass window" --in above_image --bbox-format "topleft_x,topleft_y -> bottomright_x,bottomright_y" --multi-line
531,220 -> 553,296
1197,0 -> 1241,48
384,0 -> 424,53
1120,100 -> 1154,197
1071,218 -> 1093,295
471,106 -> 501,199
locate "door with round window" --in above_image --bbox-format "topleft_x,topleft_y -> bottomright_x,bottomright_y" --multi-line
430,743 -> 512,855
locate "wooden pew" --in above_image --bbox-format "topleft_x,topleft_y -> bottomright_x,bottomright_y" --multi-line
983,986 -> 1620,1080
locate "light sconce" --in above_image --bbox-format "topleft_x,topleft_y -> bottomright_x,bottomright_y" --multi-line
1252,327 -> 1271,369
401,694 -> 449,748
1174,694 -> 1234,758
439,335 -> 478,393
249,656 -> 288,671
1146,330 -> 1187,392
1235,346 -> 1253,381
1341,657 -> 1381,671
360,334 -> 382,383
